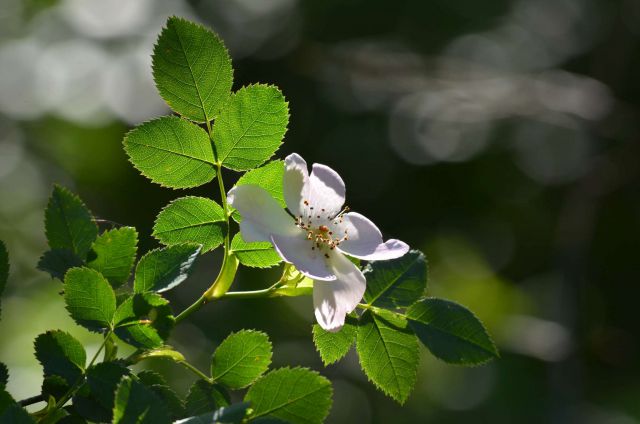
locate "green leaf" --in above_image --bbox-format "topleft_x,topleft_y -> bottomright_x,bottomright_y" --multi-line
153,197 -> 226,253
0,390 -> 34,423
176,403 -> 250,424
230,234 -> 281,269
45,185 -> 98,258
114,293 -> 174,349
211,330 -> 272,389
356,309 -> 419,404
152,16 -> 233,123
37,249 -> 84,281
124,116 -> 216,189
185,380 -> 230,416
406,298 -> 498,365
213,84 -> 289,171
231,160 -> 285,222
312,315 -> 357,366
113,377 -> 171,424
87,227 -> 138,288
134,244 -> 201,294
244,368 -> 332,424
72,361 -> 131,421
137,370 -> 185,419
0,363 -> 8,388
34,331 -> 86,386
363,250 -> 427,309
64,267 -> 116,331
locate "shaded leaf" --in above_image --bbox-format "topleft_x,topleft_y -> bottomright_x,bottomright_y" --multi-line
356,309 -> 419,404
211,330 -> 272,389
152,16 -> 233,123
113,377 -> 170,424
406,298 -> 498,365
185,380 -> 230,416
123,116 -> 216,189
363,250 -> 427,309
213,84 -> 289,171
64,267 -> 116,331
312,314 -> 357,365
230,233 -> 281,269
153,197 -> 226,253
134,244 -> 201,293
114,293 -> 174,349
0,389 -> 34,423
175,402 -> 249,424
87,227 -> 138,288
244,368 -> 332,424
0,363 -> 7,388
37,249 -> 83,281
45,185 -> 98,258
34,331 -> 86,386
72,361 -> 131,421
137,370 -> 185,419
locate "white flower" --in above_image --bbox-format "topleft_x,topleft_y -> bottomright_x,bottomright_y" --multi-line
227,153 -> 409,332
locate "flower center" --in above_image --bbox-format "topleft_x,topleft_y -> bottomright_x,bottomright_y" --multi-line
295,200 -> 350,256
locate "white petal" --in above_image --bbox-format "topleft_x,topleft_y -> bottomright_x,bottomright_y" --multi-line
283,153 -> 310,217
313,252 -> 366,332
228,185 -> 297,242
337,212 -> 409,260
308,163 -> 345,217
270,234 -> 336,281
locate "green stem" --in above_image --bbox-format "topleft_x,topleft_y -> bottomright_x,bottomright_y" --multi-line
178,361 -> 213,383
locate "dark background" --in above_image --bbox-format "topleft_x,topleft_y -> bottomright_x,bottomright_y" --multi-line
0,0 -> 639,422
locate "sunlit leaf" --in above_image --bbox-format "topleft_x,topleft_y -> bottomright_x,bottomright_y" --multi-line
152,16 -> 233,123
153,197 -> 226,253
134,244 -> 201,293
363,250 -> 427,309
312,314 -> 357,365
211,330 -> 272,389
45,185 -> 98,258
356,309 -> 419,404
64,267 -> 116,332
213,85 -> 289,171
244,368 -> 332,424
87,227 -> 138,288
230,233 -> 281,269
124,116 -> 216,189
406,298 -> 498,365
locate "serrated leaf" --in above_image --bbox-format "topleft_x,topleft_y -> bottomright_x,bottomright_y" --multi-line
134,244 -> 201,293
152,16 -> 233,123
363,250 -> 427,309
185,380 -> 230,416
34,331 -> 86,386
87,227 -> 138,288
0,390 -> 34,423
124,116 -> 216,189
113,377 -> 171,424
356,309 -> 419,404
312,315 -> 357,366
114,293 -> 174,349
73,383 -> 112,423
153,197 -> 226,253
244,368 -> 332,424
37,249 -> 84,281
231,160 -> 285,223
213,85 -> 289,171
45,185 -> 98,258
175,402 -> 250,424
211,330 -> 272,389
137,370 -> 185,419
64,267 -> 116,331
0,363 -> 8,388
72,361 -> 131,421
230,234 -> 281,269
406,298 -> 498,365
